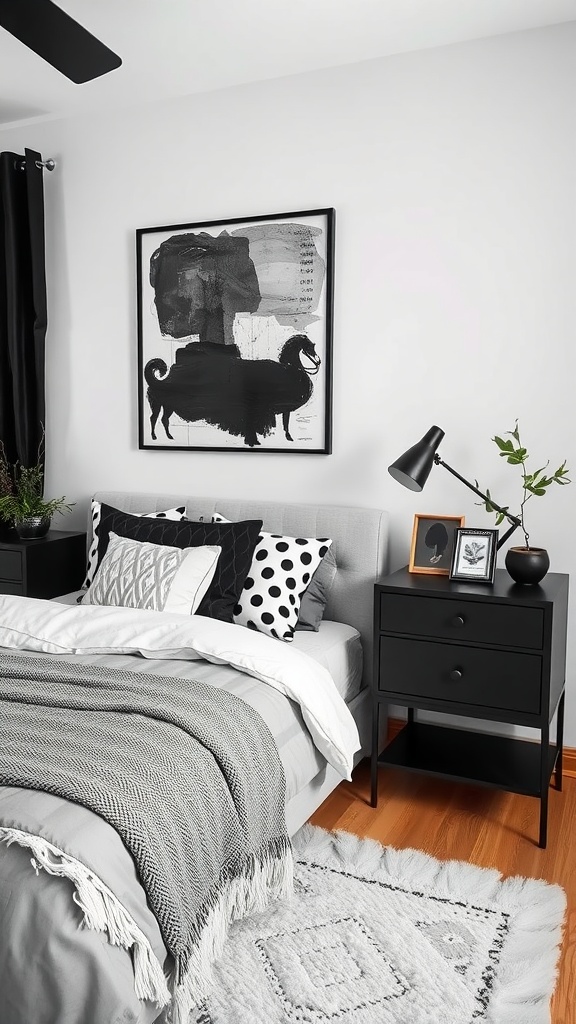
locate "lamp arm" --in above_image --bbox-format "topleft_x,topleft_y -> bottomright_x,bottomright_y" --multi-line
434,454 -> 521,550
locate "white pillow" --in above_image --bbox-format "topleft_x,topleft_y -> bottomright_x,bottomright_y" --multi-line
212,513 -> 332,642
83,501 -> 187,589
82,533 -> 221,615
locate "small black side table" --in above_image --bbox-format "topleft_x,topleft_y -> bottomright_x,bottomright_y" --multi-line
0,530 -> 87,600
371,567 -> 569,848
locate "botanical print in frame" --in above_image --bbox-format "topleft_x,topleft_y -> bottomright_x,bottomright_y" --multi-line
137,208 -> 334,453
449,527 -> 499,584
408,514 -> 466,575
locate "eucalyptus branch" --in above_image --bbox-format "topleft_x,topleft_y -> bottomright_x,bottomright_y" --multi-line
479,420 -> 570,549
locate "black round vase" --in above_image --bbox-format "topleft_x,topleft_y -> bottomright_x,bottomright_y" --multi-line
14,516 -> 51,540
505,546 -> 550,585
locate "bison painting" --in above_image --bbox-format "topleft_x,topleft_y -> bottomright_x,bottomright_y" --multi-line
145,335 -> 320,448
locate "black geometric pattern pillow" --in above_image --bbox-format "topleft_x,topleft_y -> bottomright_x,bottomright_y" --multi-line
83,501 -> 187,589
212,514 -> 332,641
96,504 -> 263,622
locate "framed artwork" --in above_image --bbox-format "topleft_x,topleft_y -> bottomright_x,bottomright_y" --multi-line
408,514 -> 465,575
137,208 -> 334,453
449,527 -> 499,584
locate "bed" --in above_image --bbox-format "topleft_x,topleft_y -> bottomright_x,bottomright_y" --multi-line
0,491 -> 388,1024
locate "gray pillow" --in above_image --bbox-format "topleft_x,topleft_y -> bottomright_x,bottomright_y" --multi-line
296,547 -> 337,631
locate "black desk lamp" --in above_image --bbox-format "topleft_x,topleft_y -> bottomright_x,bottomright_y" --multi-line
388,426 -> 520,549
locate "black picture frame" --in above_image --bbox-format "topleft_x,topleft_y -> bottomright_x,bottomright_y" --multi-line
137,208 -> 334,453
408,514 -> 465,575
449,528 -> 499,584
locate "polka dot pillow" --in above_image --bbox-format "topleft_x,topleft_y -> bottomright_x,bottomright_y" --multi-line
83,501 -> 188,589
212,513 -> 332,642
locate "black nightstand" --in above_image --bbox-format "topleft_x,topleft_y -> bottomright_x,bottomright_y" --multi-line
0,530 -> 87,600
371,567 -> 569,848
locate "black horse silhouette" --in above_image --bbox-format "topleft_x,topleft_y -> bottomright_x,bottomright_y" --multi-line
144,334 -> 320,447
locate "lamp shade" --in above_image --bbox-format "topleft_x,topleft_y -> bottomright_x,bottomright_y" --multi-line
388,426 -> 445,492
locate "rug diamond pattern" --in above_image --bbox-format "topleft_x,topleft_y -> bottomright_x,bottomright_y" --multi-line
194,858 -> 509,1024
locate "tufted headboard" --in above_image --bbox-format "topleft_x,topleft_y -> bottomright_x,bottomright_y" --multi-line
92,491 -> 389,689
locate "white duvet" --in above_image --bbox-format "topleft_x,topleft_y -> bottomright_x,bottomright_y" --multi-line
0,595 -> 360,779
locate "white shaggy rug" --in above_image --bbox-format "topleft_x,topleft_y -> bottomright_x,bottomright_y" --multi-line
191,825 -> 566,1024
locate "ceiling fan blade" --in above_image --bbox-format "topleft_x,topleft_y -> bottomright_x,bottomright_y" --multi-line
0,0 -> 122,83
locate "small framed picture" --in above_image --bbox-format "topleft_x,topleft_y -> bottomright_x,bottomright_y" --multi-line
449,528 -> 499,584
408,514 -> 466,575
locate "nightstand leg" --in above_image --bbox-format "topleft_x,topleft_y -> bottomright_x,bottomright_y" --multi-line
539,720 -> 550,849
555,692 -> 565,792
371,702 -> 380,808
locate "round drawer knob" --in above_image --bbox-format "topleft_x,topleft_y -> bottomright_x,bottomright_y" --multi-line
449,667 -> 463,681
452,614 -> 465,627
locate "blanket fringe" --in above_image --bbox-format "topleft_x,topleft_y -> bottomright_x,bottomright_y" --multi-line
170,841 -> 294,1024
0,826 -> 170,1009
0,827 -> 293,1023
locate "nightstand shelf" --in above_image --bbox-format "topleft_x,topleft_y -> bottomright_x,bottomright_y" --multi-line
371,567 -> 569,848
380,721 -> 558,798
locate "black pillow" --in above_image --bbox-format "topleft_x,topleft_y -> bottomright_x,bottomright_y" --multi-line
95,504 -> 263,623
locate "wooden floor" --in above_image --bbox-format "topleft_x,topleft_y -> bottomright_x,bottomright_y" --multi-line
310,759 -> 575,1024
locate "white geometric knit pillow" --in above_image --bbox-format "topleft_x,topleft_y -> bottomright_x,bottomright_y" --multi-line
82,533 -> 221,615
212,513 -> 332,642
82,501 -> 187,589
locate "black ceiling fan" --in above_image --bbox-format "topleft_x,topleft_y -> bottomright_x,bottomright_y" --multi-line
0,0 -> 121,83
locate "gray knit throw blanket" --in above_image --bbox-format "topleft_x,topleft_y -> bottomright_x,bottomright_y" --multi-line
0,653 -> 292,1022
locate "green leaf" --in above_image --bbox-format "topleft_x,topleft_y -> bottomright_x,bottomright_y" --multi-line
495,512 -> 506,525
554,463 -> 570,481
493,436 -> 514,452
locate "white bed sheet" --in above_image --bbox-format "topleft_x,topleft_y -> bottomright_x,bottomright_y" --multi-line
55,591 -> 363,701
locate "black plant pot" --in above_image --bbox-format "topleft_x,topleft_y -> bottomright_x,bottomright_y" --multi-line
14,516 -> 51,540
505,546 -> 550,586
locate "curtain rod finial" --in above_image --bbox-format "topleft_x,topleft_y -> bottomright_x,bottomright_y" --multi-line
15,157 -> 56,172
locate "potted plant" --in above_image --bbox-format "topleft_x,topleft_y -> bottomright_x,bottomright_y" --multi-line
480,421 -> 570,584
0,441 -> 74,540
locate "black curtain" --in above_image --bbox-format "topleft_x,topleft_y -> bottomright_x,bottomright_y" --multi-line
0,148 -> 47,472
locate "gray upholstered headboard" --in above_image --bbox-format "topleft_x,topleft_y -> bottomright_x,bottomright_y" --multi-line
92,492 -> 389,688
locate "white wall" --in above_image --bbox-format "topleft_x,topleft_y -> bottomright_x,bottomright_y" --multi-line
2,23 -> 576,735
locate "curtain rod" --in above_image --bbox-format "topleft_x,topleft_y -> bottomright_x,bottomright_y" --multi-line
16,157 -> 56,172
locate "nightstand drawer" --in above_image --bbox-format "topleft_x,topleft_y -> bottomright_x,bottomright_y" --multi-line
380,593 -> 544,650
0,550 -> 23,582
0,580 -> 25,596
379,636 -> 542,714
